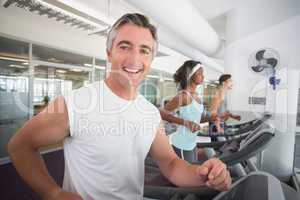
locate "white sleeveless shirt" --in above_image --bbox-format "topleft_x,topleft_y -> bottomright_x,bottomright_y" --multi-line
62,80 -> 161,200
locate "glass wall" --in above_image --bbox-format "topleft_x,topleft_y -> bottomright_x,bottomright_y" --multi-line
0,35 -> 96,158
161,80 -> 177,105
0,36 -> 29,60
0,58 -> 30,158
95,58 -> 106,67
139,78 -> 158,105
33,65 -> 90,115
94,59 -> 106,81
95,68 -> 105,81
32,44 -> 93,67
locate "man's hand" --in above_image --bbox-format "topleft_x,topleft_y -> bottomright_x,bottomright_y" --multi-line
44,189 -> 83,200
184,120 -> 201,132
196,158 -> 231,191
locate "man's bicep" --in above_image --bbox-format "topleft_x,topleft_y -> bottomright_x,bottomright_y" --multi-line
9,96 -> 70,150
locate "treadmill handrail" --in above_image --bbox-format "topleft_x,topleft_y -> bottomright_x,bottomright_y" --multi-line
197,114 -> 271,138
226,118 -> 257,129
219,132 -> 274,166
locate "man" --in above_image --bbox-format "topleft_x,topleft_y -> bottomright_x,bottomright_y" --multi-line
7,13 -> 231,200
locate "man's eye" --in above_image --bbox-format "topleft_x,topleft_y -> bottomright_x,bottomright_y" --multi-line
140,48 -> 151,55
120,45 -> 130,50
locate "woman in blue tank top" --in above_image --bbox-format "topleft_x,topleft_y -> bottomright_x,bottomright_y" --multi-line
160,60 -> 209,162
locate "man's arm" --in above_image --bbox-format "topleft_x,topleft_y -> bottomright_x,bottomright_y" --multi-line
7,96 -> 82,200
149,126 -> 231,190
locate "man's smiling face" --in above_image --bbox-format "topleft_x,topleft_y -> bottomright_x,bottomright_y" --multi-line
107,23 -> 155,89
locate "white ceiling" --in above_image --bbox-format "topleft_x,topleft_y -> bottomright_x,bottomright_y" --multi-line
190,0 -> 242,41
55,0 -> 228,73
57,0 -> 141,23
74,0 -> 240,20
57,0 -> 235,38
190,0 -> 240,20
208,15 -> 227,39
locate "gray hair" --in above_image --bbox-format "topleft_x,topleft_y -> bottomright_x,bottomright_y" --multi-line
106,13 -> 158,57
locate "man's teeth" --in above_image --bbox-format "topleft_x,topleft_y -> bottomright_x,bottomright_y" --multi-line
124,68 -> 141,73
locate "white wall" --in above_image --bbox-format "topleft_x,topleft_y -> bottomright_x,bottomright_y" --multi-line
226,0 -> 300,43
226,15 -> 300,112
224,0 -> 300,179
260,68 -> 299,180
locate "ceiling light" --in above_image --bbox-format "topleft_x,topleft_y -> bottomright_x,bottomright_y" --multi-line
2,0 -> 109,32
164,77 -> 174,81
56,69 -> 67,73
22,62 -> 29,65
146,75 -> 159,79
71,68 -> 83,72
48,57 -> 62,63
95,65 -> 105,70
84,63 -> 93,67
9,64 -> 26,68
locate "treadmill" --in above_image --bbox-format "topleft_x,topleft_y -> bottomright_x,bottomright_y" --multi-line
144,172 -> 299,200
143,113 -> 299,199
144,127 -> 284,199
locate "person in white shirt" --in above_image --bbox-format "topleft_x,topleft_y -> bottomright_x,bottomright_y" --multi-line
7,13 -> 232,200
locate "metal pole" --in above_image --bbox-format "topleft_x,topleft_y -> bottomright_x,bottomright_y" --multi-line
28,43 -> 34,118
